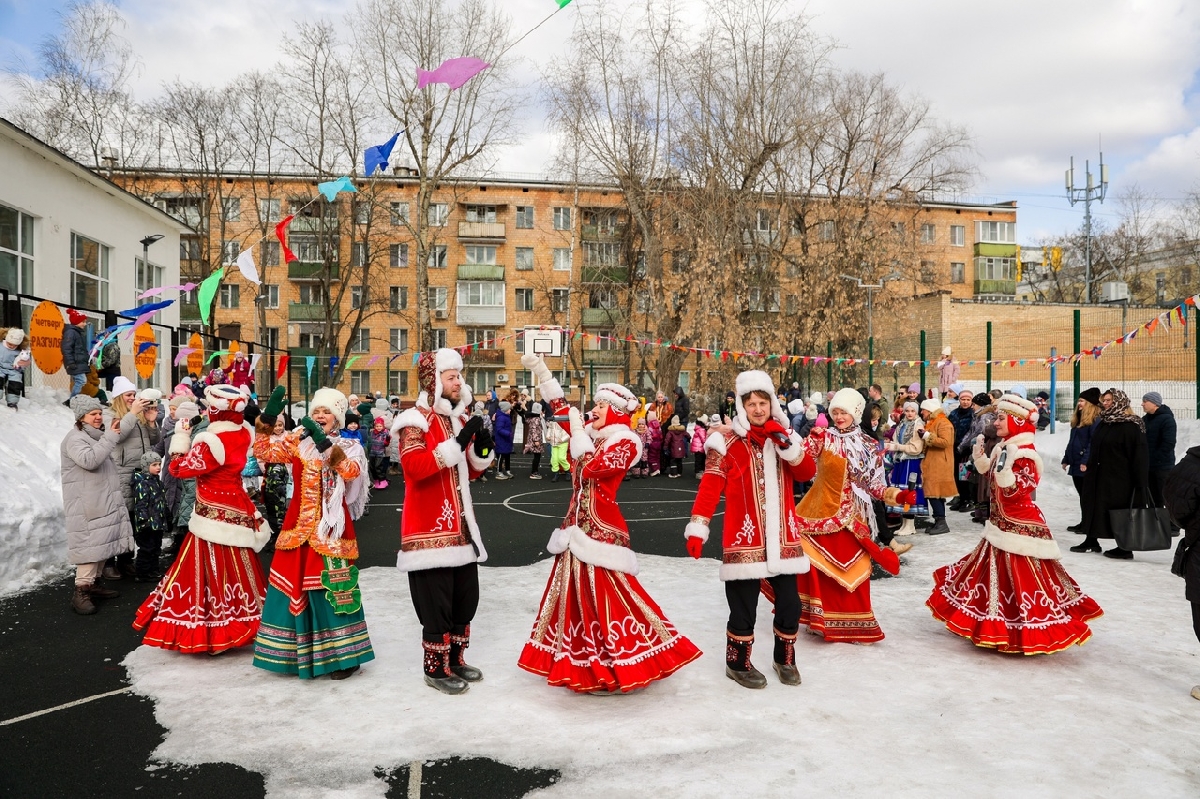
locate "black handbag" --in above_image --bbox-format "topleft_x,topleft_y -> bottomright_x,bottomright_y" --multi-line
1171,536 -> 1193,578
1110,487 -> 1173,552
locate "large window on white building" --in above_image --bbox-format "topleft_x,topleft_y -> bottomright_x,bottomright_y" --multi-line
975,221 -> 1016,243
0,204 -> 34,293
457,281 -> 505,308
70,232 -> 109,309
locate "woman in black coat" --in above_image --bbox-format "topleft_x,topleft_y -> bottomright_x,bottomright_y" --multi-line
1161,445 -> 1200,700
1074,389 -> 1149,558
1061,390 -> 1101,532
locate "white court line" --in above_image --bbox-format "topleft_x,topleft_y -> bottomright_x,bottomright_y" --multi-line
408,760 -> 422,799
0,686 -> 132,726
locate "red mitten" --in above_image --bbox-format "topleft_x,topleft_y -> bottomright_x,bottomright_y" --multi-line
895,490 -> 917,507
762,418 -> 789,440
686,537 -> 704,559
874,547 -> 900,575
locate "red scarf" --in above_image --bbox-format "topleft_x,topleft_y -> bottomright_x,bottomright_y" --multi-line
745,424 -> 772,450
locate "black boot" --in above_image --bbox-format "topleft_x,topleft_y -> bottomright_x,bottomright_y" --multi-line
926,517 -> 951,535
448,625 -> 483,682
1070,537 -> 1102,553
772,629 -> 801,686
423,635 -> 469,695
725,632 -> 767,689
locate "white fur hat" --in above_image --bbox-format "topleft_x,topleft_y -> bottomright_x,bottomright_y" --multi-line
173,401 -> 200,421
808,391 -> 823,406
594,382 -> 638,413
942,346 -> 952,357
416,347 -> 471,417
111,375 -> 137,396
204,384 -> 248,414
920,398 -> 943,415
311,387 -> 349,428
4,328 -> 25,346
787,398 -> 805,416
732,370 -> 789,434
829,388 -> 866,424
996,393 -> 1037,420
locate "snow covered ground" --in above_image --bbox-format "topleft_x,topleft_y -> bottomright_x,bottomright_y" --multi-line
124,424 -> 1200,798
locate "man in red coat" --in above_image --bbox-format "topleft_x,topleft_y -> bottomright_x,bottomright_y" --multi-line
685,370 -> 816,688
392,348 -> 495,694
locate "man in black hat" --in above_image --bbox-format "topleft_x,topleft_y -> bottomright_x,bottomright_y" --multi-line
1143,391 -> 1176,506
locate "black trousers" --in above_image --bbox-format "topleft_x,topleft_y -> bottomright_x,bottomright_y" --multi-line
408,563 -> 480,643
1150,470 -> 1170,507
872,499 -> 894,546
369,456 -> 388,482
1192,602 -> 1200,644
693,452 -> 706,476
530,453 -> 542,473
1072,475 -> 1086,520
132,522 -> 163,577
497,453 -> 511,472
726,574 -> 799,638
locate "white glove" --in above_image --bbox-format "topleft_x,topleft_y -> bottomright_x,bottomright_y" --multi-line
521,352 -> 555,386
971,434 -> 984,461
567,406 -> 585,436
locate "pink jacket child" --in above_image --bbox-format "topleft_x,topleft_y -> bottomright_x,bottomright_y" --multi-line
690,421 -> 708,453
645,413 -> 664,475
228,351 -> 252,390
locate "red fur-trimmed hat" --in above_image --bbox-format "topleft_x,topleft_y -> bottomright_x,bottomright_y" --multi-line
996,393 -> 1037,437
594,382 -> 638,426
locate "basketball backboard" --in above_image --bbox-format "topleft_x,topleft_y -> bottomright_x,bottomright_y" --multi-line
523,327 -> 563,357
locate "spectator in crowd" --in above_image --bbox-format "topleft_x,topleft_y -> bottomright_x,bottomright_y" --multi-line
937,347 -> 959,397
108,385 -> 160,578
1143,391 -> 1177,507
341,412 -> 365,447
62,309 -> 90,399
1034,391 -> 1052,431
948,390 -> 976,510
786,382 -> 803,402
1062,388 -> 1102,532
228,350 -> 252,390
664,414 -> 689,478
206,366 -> 228,386
524,401 -> 545,479
690,414 -> 709,477
547,409 -> 570,481
1074,389 -> 1150,558
787,398 -> 806,435
797,392 -> 827,437
918,398 -> 956,536
1,327 -> 30,410
650,391 -> 674,428
367,417 -> 392,489
718,391 -> 737,424
885,401 -> 925,538
673,386 -> 691,429
645,411 -> 664,476
961,393 -> 997,524
61,395 -> 134,615
130,452 -> 169,581
1161,445 -> 1200,701
261,414 -> 292,547
492,400 -> 515,479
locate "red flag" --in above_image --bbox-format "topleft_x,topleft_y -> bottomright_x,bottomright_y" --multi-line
276,216 -> 299,263
276,354 -> 290,381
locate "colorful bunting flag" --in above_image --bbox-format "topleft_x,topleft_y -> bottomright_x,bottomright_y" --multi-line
276,355 -> 290,381
276,216 -> 298,264
197,268 -> 224,326
317,176 -> 356,203
173,347 -> 197,366
364,132 -> 402,177
236,249 -> 260,284
417,57 -> 491,90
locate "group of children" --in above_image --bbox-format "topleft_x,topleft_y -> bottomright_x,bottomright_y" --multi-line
630,412 -> 714,479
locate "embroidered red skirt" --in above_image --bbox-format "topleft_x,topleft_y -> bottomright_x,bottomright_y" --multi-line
133,533 -> 266,654
794,567 -> 884,644
927,539 -> 1103,655
518,551 -> 701,693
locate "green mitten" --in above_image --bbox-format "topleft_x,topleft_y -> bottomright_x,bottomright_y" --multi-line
260,385 -> 286,425
300,416 -> 332,452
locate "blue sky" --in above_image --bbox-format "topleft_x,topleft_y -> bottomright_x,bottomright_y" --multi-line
5,0 -> 1200,245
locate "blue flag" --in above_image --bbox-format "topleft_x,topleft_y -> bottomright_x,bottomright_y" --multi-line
364,132 -> 402,177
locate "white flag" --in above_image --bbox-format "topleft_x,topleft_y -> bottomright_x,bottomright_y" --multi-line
249,353 -> 262,375
236,249 -> 260,284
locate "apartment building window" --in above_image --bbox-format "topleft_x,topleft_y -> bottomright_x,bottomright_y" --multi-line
975,221 -> 1015,243
292,236 -> 319,263
221,240 -> 241,265
390,243 -> 409,268
747,287 -> 779,312
465,245 -> 497,264
891,222 -> 906,237
427,203 -> 449,226
299,284 -> 324,305
457,281 -> 505,307
261,240 -> 280,266
785,293 -> 799,314
263,284 -> 280,309
634,251 -> 646,278
161,196 -> 202,227
259,198 -> 281,223
590,328 -> 618,351
950,225 -> 965,246
950,262 -> 966,284
515,287 -> 534,311
390,202 -> 410,225
219,283 -> 240,309
390,286 -> 408,310
350,286 -> 365,309
671,250 -> 691,274
583,241 -> 621,267
515,247 -> 534,271
635,289 -> 651,314
351,242 -> 367,267
263,327 -> 279,349
350,370 -> 371,395
920,223 -> 935,244
468,369 -> 497,395
976,257 -> 1016,281
551,288 -> 570,312
134,257 -> 163,305
389,371 -> 409,396
552,207 -> 572,231
515,206 -> 534,228
515,369 -> 531,387
552,248 -> 571,271
756,209 -> 773,232
428,245 -> 447,269
464,205 -> 496,223
589,288 -> 617,309
350,327 -> 370,352
818,220 -> 836,242
427,286 -> 448,311
431,329 -> 447,348
354,202 -> 370,225
466,328 -> 498,348
390,328 -> 409,352
920,260 -> 937,283
222,197 -> 241,222
298,332 -> 323,350
180,236 -> 202,263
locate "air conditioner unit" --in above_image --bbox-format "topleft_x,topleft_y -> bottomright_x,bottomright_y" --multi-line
1100,281 -> 1129,303
434,309 -> 448,319
496,373 -> 510,383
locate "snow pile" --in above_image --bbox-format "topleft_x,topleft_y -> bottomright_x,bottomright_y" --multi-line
125,451 -> 1200,798
0,388 -> 75,594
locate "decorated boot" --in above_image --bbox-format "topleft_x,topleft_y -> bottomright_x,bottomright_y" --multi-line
772,628 -> 801,686
423,634 -> 469,695
448,625 -> 483,682
725,632 -> 767,689
895,517 -> 917,536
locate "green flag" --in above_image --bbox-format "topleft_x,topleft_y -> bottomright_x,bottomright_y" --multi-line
198,267 -> 225,326
555,0 -> 573,7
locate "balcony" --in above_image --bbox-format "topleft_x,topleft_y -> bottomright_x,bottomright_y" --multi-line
288,302 -> 339,322
582,348 -> 625,366
464,347 -> 506,365
973,242 -> 1018,258
582,307 -> 625,326
974,279 -> 1016,296
288,261 -> 340,281
456,305 -> 506,326
457,264 -> 504,281
289,214 -> 334,233
290,347 -> 317,357
581,223 -> 627,240
458,222 -> 506,240
581,266 -> 630,284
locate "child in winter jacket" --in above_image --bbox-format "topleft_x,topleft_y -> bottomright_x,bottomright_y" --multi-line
664,415 -> 689,478
545,414 -> 569,481
632,419 -> 651,478
645,412 -> 664,476
492,400 -> 515,479
689,415 -> 709,477
341,413 -> 365,447
131,452 -> 170,580
368,417 -> 391,489
0,328 -> 31,410
523,401 -> 545,478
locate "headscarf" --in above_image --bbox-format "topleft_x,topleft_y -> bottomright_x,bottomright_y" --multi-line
1100,389 -> 1144,432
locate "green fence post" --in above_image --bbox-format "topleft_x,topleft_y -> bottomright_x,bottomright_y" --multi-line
986,321 -> 993,394
919,331 -> 926,396
826,341 -> 833,393
1073,309 -> 1081,405
868,336 -> 874,387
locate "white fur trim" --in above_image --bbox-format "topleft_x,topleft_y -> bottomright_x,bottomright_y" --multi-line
719,556 -> 810,581
684,521 -> 710,543
168,427 -> 191,456
436,438 -> 464,469
570,429 -> 596,459
594,383 -> 638,412
391,407 -> 429,435
205,420 -> 247,436
595,425 -> 643,462
553,525 -> 639,575
396,544 -> 479,572
982,520 -> 1060,560
435,347 -> 463,372
546,526 -> 573,554
537,379 -> 564,402
704,430 -> 727,456
311,387 -> 348,428
191,431 -> 225,465
829,388 -> 866,424
753,439 -> 810,578
973,454 -> 992,474
776,430 -> 805,464
733,369 -> 790,433
448,409 -> 488,565
996,394 -> 1036,419
189,510 -> 271,552
466,447 -> 495,472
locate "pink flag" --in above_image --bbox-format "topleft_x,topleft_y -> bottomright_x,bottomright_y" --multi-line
417,57 -> 491,90
138,282 -> 199,300
174,347 -> 197,366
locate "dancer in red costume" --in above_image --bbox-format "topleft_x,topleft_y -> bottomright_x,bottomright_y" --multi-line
518,353 -> 700,694
134,384 -> 269,653
686,370 -> 817,687
927,393 -> 1102,654
789,388 -> 903,645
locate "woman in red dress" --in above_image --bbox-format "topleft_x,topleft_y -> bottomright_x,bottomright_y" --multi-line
927,393 -> 1103,654
133,384 -> 269,653
518,354 -> 700,693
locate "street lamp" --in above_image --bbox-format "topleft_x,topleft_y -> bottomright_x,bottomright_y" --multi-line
139,234 -> 164,298
840,272 -> 901,385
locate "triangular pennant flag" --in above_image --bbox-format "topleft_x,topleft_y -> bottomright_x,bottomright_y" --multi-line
364,132 -> 402,177
317,176 -> 356,203
197,268 -> 225,326
173,347 -> 197,366
249,354 -> 262,374
276,355 -> 290,381
306,355 -> 316,378
329,355 -> 339,377
137,341 -> 156,355
235,249 -> 260,284
276,216 -> 298,264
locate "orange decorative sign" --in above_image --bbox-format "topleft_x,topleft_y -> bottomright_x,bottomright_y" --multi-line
134,324 -> 157,380
28,300 -> 64,374
228,340 -> 241,368
187,332 -> 205,377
